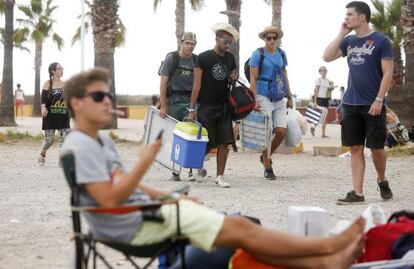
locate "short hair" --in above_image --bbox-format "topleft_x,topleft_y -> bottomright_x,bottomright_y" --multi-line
17,83 -> 21,87
151,95 -> 159,106
216,30 -> 233,39
64,67 -> 110,117
318,66 -> 327,72
346,1 -> 371,22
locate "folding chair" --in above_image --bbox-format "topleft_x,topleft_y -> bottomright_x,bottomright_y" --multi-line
60,150 -> 188,269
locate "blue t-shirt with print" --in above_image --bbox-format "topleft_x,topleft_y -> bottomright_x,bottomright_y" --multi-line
249,48 -> 287,96
340,32 -> 393,106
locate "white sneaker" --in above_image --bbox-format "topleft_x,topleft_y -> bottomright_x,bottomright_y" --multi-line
214,175 -> 230,188
37,154 -> 45,166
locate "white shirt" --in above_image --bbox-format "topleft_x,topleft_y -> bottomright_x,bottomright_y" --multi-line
315,78 -> 330,98
15,90 -> 24,100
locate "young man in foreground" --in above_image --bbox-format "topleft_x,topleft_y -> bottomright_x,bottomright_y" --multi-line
62,67 -> 364,269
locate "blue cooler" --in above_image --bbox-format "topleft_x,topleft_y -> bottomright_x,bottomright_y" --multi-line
171,121 -> 208,169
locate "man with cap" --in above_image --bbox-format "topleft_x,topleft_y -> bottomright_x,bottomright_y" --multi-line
249,25 -> 294,180
188,23 -> 239,188
159,32 -> 205,181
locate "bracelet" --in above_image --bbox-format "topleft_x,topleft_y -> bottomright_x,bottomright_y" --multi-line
188,108 -> 195,112
375,97 -> 383,102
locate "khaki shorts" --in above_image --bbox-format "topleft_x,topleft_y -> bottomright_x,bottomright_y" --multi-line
257,95 -> 287,129
131,200 -> 225,252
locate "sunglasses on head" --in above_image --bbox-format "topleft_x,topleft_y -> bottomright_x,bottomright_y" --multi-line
265,36 -> 278,41
84,91 -> 113,102
217,37 -> 233,45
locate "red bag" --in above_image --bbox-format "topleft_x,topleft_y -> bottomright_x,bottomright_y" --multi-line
359,216 -> 414,262
229,249 -> 286,269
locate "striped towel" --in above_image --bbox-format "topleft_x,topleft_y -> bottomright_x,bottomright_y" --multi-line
304,105 -> 326,125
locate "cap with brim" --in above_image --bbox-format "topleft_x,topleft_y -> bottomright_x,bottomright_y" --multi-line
258,25 -> 283,40
181,32 -> 197,42
211,22 -> 239,42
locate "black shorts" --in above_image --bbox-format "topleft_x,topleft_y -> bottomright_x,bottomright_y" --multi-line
341,104 -> 386,149
317,97 -> 330,107
197,103 -> 235,150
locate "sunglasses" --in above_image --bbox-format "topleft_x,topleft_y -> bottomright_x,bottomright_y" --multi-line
265,36 -> 278,41
84,91 -> 113,102
217,37 -> 233,45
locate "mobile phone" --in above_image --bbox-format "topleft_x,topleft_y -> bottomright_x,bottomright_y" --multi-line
156,130 -> 164,140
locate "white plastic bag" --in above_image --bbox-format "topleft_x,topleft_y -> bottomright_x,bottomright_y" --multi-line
285,108 -> 303,147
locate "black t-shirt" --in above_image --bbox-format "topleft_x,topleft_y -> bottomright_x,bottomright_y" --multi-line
197,50 -> 237,106
41,88 -> 70,130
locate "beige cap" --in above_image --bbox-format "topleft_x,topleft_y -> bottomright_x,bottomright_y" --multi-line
211,22 -> 239,42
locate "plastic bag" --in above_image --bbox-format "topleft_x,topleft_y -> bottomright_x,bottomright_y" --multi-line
285,108 -> 302,147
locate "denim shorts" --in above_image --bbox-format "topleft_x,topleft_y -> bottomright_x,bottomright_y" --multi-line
257,95 -> 287,130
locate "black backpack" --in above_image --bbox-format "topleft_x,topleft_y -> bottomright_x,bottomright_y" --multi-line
228,80 -> 255,121
158,51 -> 197,80
243,47 -> 287,83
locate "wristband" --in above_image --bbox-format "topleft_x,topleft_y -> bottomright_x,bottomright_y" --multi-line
188,108 -> 195,112
375,97 -> 383,102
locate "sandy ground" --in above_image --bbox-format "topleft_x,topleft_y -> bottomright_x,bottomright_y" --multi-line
0,117 -> 413,268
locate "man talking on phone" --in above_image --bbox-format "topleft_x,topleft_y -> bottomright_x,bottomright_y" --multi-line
323,1 -> 394,205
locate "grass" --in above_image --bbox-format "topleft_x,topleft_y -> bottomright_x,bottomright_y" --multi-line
0,130 -> 43,143
108,131 -> 140,144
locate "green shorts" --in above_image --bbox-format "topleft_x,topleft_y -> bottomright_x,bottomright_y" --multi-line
168,103 -> 190,121
131,200 -> 225,252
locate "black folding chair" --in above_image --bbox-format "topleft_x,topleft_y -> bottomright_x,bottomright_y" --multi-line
60,150 -> 188,269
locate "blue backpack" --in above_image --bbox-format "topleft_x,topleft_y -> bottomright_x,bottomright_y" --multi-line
261,48 -> 287,101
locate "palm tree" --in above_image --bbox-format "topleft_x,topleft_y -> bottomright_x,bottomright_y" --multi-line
0,0 -> 16,126
17,0 -> 63,116
91,0 -> 120,129
222,0 -> 241,68
401,0 -> 414,130
371,0 -> 405,118
153,0 -> 204,50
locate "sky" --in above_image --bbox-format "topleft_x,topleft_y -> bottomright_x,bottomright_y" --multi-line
0,0 -> 375,100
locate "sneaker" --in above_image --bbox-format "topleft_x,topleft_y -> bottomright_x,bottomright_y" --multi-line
197,168 -> 207,178
378,180 -> 393,200
37,154 -> 45,166
169,172 -> 181,181
310,126 -> 315,137
188,171 -> 196,181
214,175 -> 230,188
336,191 -> 365,205
264,169 -> 276,180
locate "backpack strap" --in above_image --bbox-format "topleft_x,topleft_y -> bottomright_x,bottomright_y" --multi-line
277,48 -> 287,69
258,47 -> 265,78
168,51 -> 180,80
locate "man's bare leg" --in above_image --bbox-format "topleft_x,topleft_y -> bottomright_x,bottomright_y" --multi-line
213,216 -> 365,258
371,148 -> 386,181
350,145 -> 365,194
261,127 -> 286,169
216,144 -> 229,176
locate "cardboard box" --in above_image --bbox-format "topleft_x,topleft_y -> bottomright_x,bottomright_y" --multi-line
288,206 -> 329,236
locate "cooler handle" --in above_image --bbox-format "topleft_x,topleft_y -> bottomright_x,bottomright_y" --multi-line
183,117 -> 203,140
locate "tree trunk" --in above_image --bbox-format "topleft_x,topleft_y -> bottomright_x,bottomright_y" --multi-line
401,0 -> 414,131
175,0 -> 185,50
92,0 -> 119,129
0,0 -> 16,127
225,0 -> 241,69
386,46 -> 405,117
272,0 -> 282,46
32,42 -> 42,117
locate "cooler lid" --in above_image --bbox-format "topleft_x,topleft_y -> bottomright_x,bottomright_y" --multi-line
175,122 -> 208,137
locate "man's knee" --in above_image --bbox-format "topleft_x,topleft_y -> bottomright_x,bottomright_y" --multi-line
274,127 -> 286,138
350,145 -> 364,154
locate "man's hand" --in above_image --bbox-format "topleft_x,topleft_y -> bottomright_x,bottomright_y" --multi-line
340,22 -> 353,37
188,111 -> 196,121
368,100 -> 383,116
254,99 -> 260,111
41,106 -> 48,117
286,98 -> 294,109
159,104 -> 167,118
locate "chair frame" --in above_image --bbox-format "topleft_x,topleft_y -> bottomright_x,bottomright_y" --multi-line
61,150 -> 187,269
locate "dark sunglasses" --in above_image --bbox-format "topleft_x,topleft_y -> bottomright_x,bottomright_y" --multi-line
217,37 -> 233,45
84,91 -> 113,102
265,36 -> 278,41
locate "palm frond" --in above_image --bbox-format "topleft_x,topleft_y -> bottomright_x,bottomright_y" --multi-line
18,5 -> 34,19
153,0 -> 162,11
189,0 -> 204,11
16,18 -> 35,28
387,0 -> 402,23
115,18 -> 126,47
0,0 -> 5,14
52,33 -> 64,50
71,22 -> 89,46
371,0 -> 386,18
14,44 -> 31,53
45,5 -> 58,17
30,0 -> 43,15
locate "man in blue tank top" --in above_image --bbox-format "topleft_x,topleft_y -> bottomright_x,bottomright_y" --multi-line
323,1 -> 394,205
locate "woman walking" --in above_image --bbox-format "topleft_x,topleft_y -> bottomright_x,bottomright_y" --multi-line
38,62 -> 70,166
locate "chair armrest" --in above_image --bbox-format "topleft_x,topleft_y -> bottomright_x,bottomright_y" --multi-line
72,200 -> 177,215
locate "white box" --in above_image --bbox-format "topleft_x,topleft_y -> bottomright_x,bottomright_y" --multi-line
288,206 -> 329,236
